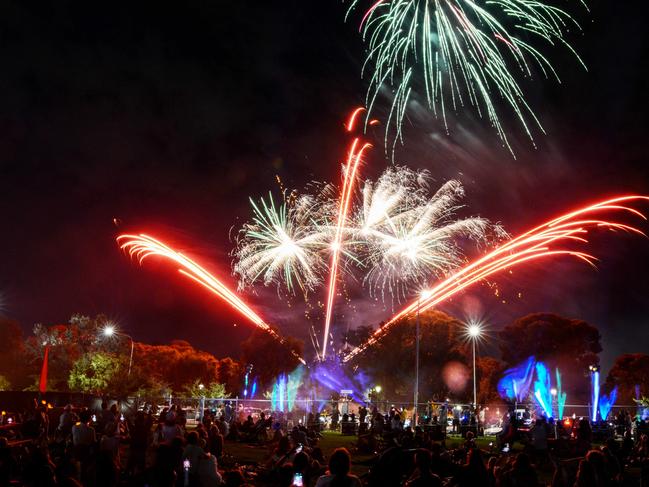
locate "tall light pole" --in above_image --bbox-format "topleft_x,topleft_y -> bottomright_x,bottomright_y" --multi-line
414,296 -> 420,426
413,291 -> 430,427
413,290 -> 432,427
550,387 -> 558,438
103,324 -> 135,377
467,322 -> 482,410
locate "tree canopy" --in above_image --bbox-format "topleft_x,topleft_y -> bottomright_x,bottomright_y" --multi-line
606,353 -> 649,405
241,328 -> 304,389
499,313 -> 601,402
68,352 -> 122,395
351,310 -> 474,402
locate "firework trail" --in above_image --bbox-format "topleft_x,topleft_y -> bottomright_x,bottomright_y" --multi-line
346,0 -> 587,154
353,166 -> 505,300
118,233 -> 306,365
322,108 -> 373,360
343,195 -> 649,362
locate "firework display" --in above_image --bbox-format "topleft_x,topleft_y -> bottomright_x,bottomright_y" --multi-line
322,117 -> 373,359
352,167 -> 505,300
117,233 -> 306,364
7,6 -> 649,481
346,0 -> 587,153
233,192 -> 332,294
343,196 -> 649,362
233,170 -> 498,358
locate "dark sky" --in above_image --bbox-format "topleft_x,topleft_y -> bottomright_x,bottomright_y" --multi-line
0,0 -> 648,372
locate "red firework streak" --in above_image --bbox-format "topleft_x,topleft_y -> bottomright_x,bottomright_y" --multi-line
343,195 -> 649,362
117,234 -> 306,365
321,108 -> 373,360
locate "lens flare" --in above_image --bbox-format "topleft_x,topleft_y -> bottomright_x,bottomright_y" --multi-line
117,233 -> 305,365
344,195 -> 649,362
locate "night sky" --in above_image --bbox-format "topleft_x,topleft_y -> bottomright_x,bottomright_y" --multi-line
1,0 -> 648,371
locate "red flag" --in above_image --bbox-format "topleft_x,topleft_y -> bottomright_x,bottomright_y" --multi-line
39,345 -> 49,394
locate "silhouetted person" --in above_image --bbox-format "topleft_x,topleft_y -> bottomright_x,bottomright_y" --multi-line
406,449 -> 442,487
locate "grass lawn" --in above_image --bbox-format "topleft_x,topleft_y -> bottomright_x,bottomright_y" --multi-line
223,431 -> 499,477
222,433 -> 642,484
223,432 -> 365,466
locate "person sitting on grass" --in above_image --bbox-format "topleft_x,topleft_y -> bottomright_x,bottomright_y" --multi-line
266,435 -> 293,469
405,449 -> 442,487
314,448 -> 362,487
183,430 -> 206,486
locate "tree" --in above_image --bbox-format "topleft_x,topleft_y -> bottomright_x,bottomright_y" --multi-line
68,352 -> 122,395
241,328 -> 304,389
0,316 -> 29,388
351,310 -> 472,402
217,357 -> 244,395
499,313 -> 602,402
133,376 -> 173,401
25,313 -> 117,391
0,375 -> 10,391
183,379 -> 230,399
342,325 -> 375,348
605,353 -> 649,405
476,356 -> 506,405
133,340 -> 221,393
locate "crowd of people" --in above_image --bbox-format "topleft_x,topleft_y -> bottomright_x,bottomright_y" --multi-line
1,397 -> 649,486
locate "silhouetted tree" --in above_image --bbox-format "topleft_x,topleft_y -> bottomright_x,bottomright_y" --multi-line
351,310 -> 472,402
241,328 -> 303,389
342,325 -> 375,347
0,316 -> 28,388
217,357 -> 244,395
605,353 -> 649,405
499,313 -> 602,402
477,356 -> 506,405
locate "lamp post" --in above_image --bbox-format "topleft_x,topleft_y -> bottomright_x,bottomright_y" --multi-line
103,324 -> 135,377
414,290 -> 431,427
467,322 -> 482,410
414,296 -> 420,426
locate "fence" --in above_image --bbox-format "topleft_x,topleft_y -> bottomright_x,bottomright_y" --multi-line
141,395 -> 644,425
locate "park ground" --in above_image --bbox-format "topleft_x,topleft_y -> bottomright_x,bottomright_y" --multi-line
222,432 -> 643,484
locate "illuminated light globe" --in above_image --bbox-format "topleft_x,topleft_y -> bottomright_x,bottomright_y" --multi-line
103,325 -> 115,337
468,323 -> 482,339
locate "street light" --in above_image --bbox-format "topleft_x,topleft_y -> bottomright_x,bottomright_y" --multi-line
465,321 -> 483,410
101,324 -> 134,377
414,290 -> 431,427
550,388 -> 558,437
